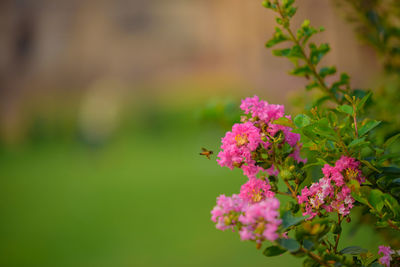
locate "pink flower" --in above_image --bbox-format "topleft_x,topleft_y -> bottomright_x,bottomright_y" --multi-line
238,197 -> 282,242
378,245 -> 395,267
240,95 -> 284,123
217,122 -> 262,178
298,156 -> 365,219
211,194 -> 247,231
239,178 -> 275,203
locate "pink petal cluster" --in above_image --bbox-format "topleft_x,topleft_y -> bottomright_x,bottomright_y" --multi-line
217,122 -> 263,178
238,197 -> 282,242
211,194 -> 247,231
240,95 -> 285,122
297,156 -> 365,219
239,178 -> 275,203
211,181 -> 281,243
378,245 -> 398,267
217,96 -> 306,178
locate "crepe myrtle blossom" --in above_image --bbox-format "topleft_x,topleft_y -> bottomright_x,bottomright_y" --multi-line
211,193 -> 282,243
217,96 -> 306,179
216,122 -> 263,178
238,197 -> 282,242
239,178 -> 275,203
211,194 -> 247,231
240,95 -> 284,123
378,245 -> 400,267
297,156 -> 365,219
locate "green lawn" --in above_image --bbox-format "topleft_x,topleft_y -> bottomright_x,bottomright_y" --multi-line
0,112 -> 382,266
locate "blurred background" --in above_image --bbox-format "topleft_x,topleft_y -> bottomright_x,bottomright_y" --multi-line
0,0 -> 384,266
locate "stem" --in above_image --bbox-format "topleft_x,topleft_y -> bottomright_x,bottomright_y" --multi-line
275,1 -> 342,105
333,213 -> 342,253
300,247 -> 332,267
284,179 -> 297,199
352,102 -> 359,138
364,201 -> 400,231
388,219 -> 400,231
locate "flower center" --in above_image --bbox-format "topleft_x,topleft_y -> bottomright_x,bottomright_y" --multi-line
345,168 -> 359,181
235,134 -> 249,146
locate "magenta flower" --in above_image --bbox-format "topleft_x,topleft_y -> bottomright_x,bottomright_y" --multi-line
211,194 -> 247,231
217,122 -> 262,178
240,95 -> 284,123
239,178 -> 275,203
378,245 -> 395,267
238,197 -> 282,242
217,96 -> 307,178
298,156 -> 365,219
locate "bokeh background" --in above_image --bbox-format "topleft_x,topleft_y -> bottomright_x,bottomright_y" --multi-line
0,0 -> 384,266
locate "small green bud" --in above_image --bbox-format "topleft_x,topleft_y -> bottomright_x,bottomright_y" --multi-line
331,223 -> 342,235
280,169 -> 293,180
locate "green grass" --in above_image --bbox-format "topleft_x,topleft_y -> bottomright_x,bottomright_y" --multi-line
0,116 -> 383,266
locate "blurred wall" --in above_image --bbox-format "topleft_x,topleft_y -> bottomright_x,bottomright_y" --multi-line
0,0 -> 380,142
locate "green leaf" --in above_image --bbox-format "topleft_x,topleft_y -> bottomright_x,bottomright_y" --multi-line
282,211 -> 307,229
336,104 -> 353,115
351,191 -> 369,205
309,43 -> 330,64
381,167 -> 400,175
305,81 -> 319,91
348,137 -> 367,148
263,245 -> 287,257
294,114 -> 311,128
266,27 -> 290,48
359,120 -> 381,136
368,189 -> 384,212
302,239 -> 314,251
272,117 -> 295,128
339,246 -> 368,255
369,262 -> 384,267
356,91 -> 372,110
278,238 -> 300,252
391,187 -> 400,198
384,133 -> 400,149
272,48 -> 291,57
290,66 -> 312,76
361,160 -> 381,173
319,66 -> 336,78
383,193 -> 400,217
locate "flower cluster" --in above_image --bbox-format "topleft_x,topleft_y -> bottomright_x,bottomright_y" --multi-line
211,194 -> 247,231
238,197 -> 281,243
217,96 -> 305,179
297,156 -> 365,219
378,245 -> 400,267
211,178 -> 281,243
239,178 -> 275,203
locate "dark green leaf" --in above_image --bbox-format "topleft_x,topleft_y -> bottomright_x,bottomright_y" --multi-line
336,104 -> 353,115
278,238 -> 300,252
302,239 -> 314,250
272,48 -> 291,57
263,245 -> 287,257
356,91 -> 372,110
282,211 -> 307,229
291,66 -> 312,76
391,187 -> 400,198
369,262 -> 384,267
339,246 -> 368,255
359,120 -> 381,136
348,137 -> 367,148
319,66 -> 336,77
384,133 -> 400,149
368,189 -> 384,212
294,114 -> 311,128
